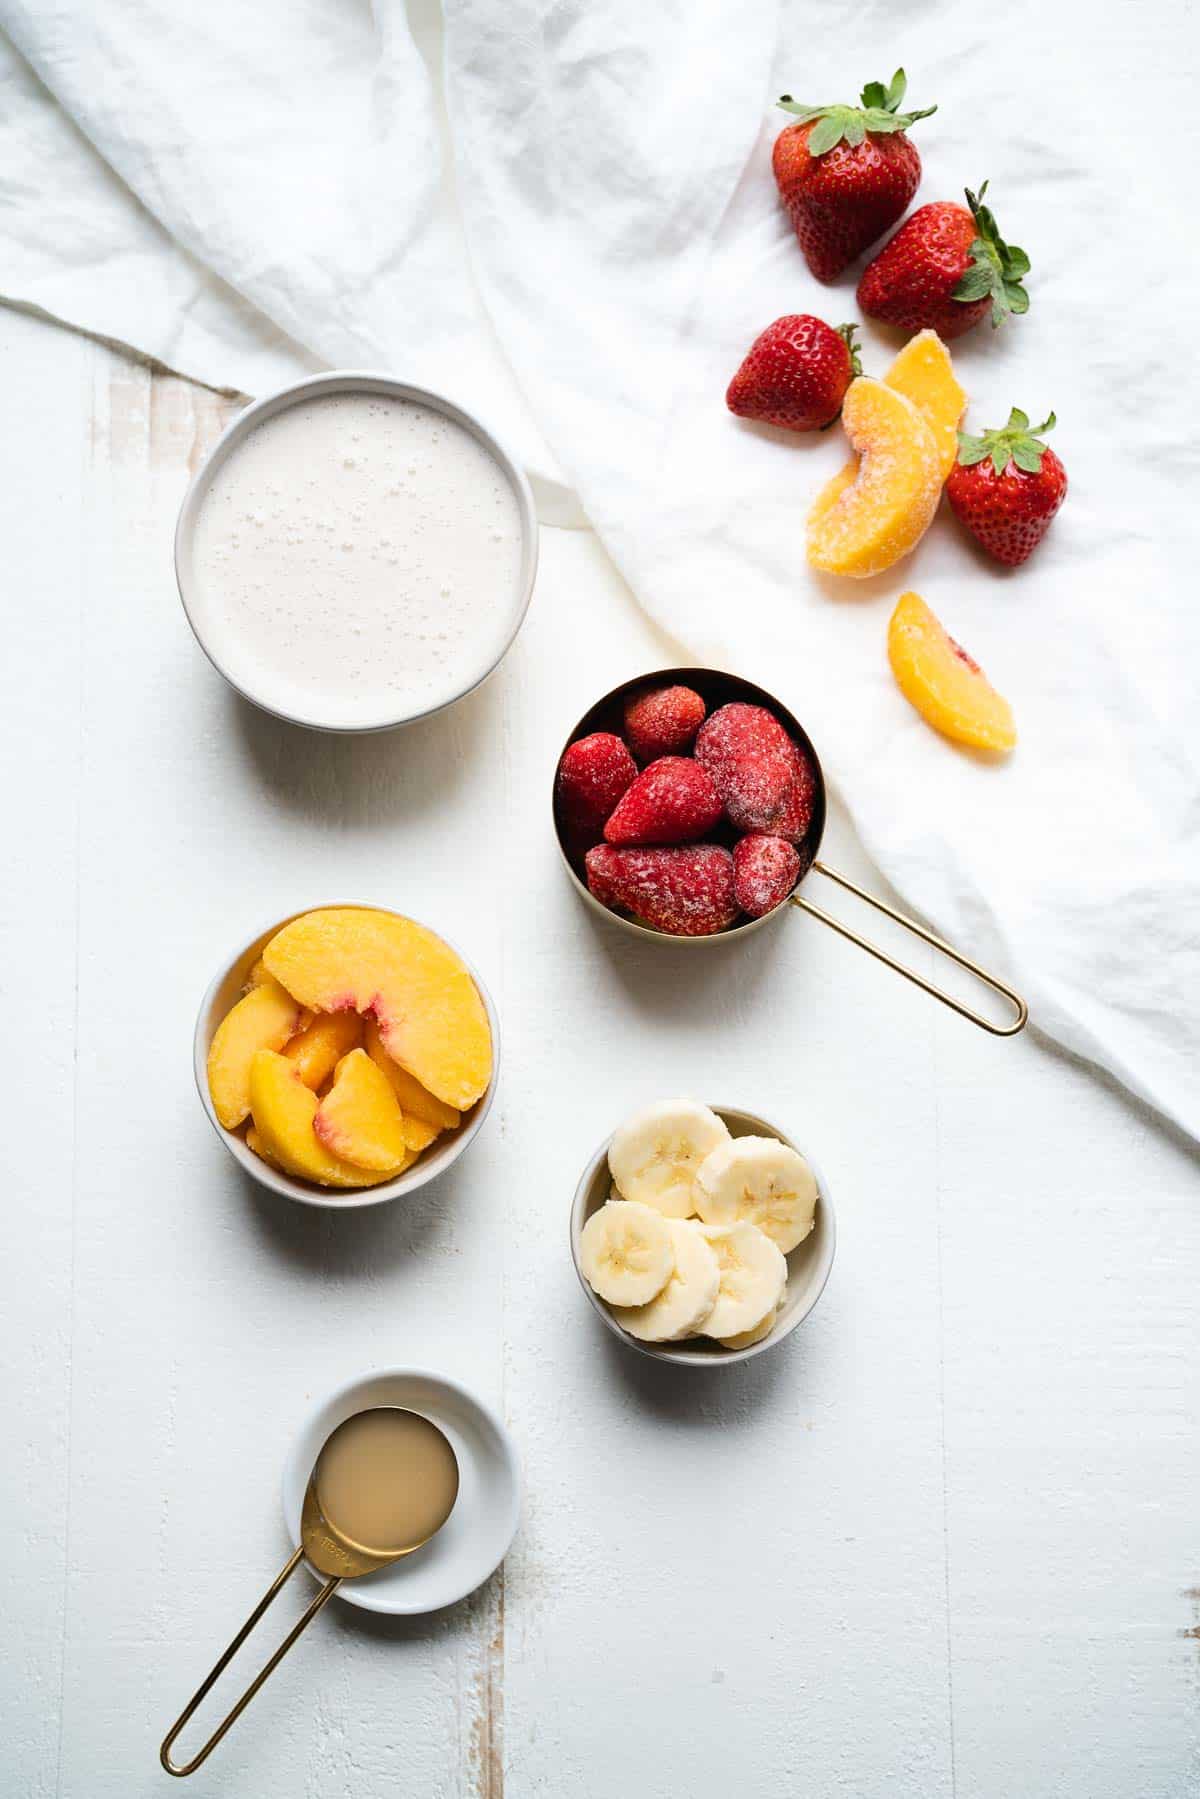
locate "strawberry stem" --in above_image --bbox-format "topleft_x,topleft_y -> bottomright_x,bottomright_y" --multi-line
951,182 -> 1031,327
777,69 -> 936,156
837,323 -> 863,377
956,408 -> 1056,476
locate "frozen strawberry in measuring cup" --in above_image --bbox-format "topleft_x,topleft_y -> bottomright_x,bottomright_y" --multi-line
585,844 -> 738,937
694,703 -> 815,841
732,836 -> 802,918
555,731 -> 637,844
604,757 -> 723,846
622,684 -> 706,762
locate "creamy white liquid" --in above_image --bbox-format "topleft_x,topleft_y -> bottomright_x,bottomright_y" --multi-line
187,391 -> 526,728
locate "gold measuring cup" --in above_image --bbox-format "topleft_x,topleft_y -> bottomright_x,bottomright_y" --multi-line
160,1407 -> 460,1778
554,667 -> 1027,1036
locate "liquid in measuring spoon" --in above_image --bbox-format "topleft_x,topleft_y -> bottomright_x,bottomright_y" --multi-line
188,392 -> 525,728
315,1408 -> 460,1555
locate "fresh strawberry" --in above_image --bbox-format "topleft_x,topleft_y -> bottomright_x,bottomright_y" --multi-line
726,316 -> 860,432
623,684 -> 706,761
604,757 -> 723,846
694,703 -> 815,841
946,409 -> 1067,566
585,844 -> 738,937
773,69 -> 935,282
857,182 -> 1029,339
733,836 -> 802,918
556,732 -> 637,844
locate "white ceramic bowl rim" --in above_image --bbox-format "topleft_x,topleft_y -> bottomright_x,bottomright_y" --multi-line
570,1104 -> 836,1367
174,369 -> 539,734
281,1367 -> 521,1615
194,900 -> 500,1211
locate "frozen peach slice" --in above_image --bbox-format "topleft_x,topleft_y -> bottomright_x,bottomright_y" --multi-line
887,591 -> 1016,753
807,378 -> 942,579
207,977 -> 302,1129
883,329 -> 966,482
364,1019 -> 461,1149
284,1010 -> 363,1090
313,1049 -> 410,1173
247,1049 -> 394,1188
263,908 -> 492,1112
245,1124 -> 281,1170
400,1116 -> 440,1154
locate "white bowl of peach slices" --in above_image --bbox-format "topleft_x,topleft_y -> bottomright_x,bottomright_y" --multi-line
196,905 -> 498,1207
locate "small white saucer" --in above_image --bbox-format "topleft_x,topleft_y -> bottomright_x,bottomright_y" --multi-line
282,1369 -> 520,1615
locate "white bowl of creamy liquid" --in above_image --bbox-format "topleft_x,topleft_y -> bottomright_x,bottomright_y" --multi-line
175,372 -> 538,732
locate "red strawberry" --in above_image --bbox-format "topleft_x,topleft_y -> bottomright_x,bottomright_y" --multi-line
694,703 -> 815,841
726,316 -> 860,432
769,754 -> 817,842
604,757 -> 723,846
585,844 -> 738,937
857,182 -> 1029,339
946,409 -> 1067,567
773,69 -> 935,282
733,836 -> 802,918
623,684 -> 706,761
556,732 -> 637,844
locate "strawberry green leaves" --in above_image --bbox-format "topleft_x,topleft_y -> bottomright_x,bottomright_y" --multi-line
778,69 -> 936,157
860,70 -> 910,112
837,323 -> 863,378
953,183 -> 1031,327
956,408 -> 1057,476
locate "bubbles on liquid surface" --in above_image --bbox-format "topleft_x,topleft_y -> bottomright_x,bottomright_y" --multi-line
189,390 -> 524,725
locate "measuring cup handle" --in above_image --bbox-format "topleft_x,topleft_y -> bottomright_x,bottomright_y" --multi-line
789,858 -> 1027,1037
159,1546 -> 341,1778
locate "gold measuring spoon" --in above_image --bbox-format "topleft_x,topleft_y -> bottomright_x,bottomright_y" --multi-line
160,1406 -> 460,1777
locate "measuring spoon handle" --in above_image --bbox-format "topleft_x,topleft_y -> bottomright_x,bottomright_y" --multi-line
160,1546 -> 340,1777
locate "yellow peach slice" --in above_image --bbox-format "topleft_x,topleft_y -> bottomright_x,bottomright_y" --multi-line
807,378 -> 942,579
402,1118 -> 440,1153
245,957 -> 269,989
284,1010 -> 363,1090
245,1124 -> 281,1170
883,330 -> 966,482
263,909 -> 492,1112
247,1049 -> 394,1188
313,1049 -> 410,1173
364,1019 -> 460,1151
887,591 -> 1016,753
207,977 -> 302,1129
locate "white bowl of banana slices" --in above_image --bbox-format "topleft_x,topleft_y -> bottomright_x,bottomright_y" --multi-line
570,1100 -> 836,1367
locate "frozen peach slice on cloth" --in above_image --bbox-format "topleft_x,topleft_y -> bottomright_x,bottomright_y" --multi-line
207,976 -> 302,1129
247,1049 -> 394,1188
284,1010 -> 363,1090
806,377 -> 942,578
263,908 -> 492,1112
883,329 -> 966,481
887,591 -> 1016,752
314,1048 -> 410,1173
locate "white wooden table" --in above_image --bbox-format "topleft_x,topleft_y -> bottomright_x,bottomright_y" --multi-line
2,303 -> 1197,1799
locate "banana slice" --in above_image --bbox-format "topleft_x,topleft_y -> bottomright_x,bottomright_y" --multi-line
695,1136 -> 817,1254
579,1200 -> 674,1307
716,1302 -> 781,1351
608,1099 -> 730,1218
611,1220 -> 721,1342
697,1221 -> 787,1339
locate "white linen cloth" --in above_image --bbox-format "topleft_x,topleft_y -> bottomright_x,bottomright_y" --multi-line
1,0 -> 1197,1138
